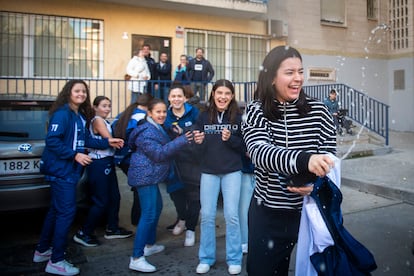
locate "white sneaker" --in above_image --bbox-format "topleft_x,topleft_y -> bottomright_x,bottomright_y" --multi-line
33,248 -> 52,262
196,263 -> 210,274
45,259 -> 79,276
242,243 -> 248,254
172,219 -> 186,235
143,244 -> 165,256
129,256 -> 156,272
184,230 -> 195,247
228,264 -> 242,275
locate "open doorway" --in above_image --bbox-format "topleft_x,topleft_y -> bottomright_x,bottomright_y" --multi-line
130,34 -> 171,62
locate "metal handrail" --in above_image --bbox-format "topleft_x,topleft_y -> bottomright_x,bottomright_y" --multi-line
0,77 -> 256,116
303,83 -> 389,145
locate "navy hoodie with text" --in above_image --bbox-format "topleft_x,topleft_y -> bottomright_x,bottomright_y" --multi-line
196,110 -> 245,175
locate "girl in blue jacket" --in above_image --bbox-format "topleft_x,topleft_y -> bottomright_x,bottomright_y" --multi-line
164,84 -> 202,247
127,98 -> 203,273
33,80 -> 123,276
112,93 -> 153,226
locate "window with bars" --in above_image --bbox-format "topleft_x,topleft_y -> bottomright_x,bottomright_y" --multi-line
185,29 -> 267,82
390,0 -> 410,50
367,0 -> 378,20
0,11 -> 104,78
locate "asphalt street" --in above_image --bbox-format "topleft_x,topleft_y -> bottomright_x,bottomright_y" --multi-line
1,176 -> 412,276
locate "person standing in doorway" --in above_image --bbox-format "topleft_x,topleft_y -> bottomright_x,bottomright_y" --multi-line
126,50 -> 151,104
188,48 -> 215,102
153,52 -> 172,102
142,44 -> 156,95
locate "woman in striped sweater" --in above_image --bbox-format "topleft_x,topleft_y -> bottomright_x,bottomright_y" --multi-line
242,46 -> 337,276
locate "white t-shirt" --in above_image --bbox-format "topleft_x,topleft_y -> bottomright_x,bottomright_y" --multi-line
88,116 -> 114,159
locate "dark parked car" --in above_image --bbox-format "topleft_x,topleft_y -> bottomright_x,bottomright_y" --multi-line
0,95 -> 89,212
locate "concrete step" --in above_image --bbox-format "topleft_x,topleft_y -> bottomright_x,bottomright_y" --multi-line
337,142 -> 391,159
335,122 -> 390,159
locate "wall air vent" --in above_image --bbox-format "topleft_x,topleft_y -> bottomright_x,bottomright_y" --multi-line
308,67 -> 336,81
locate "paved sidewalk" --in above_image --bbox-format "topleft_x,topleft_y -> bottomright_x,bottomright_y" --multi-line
341,131 -> 414,204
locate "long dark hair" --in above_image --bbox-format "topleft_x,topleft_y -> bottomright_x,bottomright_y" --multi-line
147,98 -> 166,113
49,80 -> 94,122
255,46 -> 311,121
92,96 -> 110,107
113,93 -> 153,139
207,79 -> 240,124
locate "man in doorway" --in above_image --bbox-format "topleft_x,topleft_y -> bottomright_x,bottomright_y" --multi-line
126,49 -> 151,104
188,47 -> 215,102
153,52 -> 172,102
142,44 -> 156,95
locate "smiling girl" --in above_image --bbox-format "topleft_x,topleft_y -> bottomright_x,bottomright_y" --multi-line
195,79 -> 245,275
73,96 -> 132,248
242,46 -> 336,275
127,98 -> 203,273
34,81 -> 123,276
164,84 -> 202,246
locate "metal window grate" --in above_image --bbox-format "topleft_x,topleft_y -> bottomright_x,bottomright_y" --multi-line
185,29 -> 267,82
0,11 -> 104,78
390,0 -> 410,50
367,0 -> 378,19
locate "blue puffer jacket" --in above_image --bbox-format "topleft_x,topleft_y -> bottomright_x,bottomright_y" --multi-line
40,104 -> 110,184
111,108 -> 147,166
164,102 -> 199,163
127,118 -> 189,187
310,176 -> 377,275
164,102 -> 201,194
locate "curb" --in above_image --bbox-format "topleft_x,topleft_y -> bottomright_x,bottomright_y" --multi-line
341,178 -> 414,205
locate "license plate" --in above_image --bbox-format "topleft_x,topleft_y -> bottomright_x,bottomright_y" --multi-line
0,159 -> 41,175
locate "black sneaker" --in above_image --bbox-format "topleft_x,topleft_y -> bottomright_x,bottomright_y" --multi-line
166,220 -> 178,232
104,227 -> 133,239
73,230 -> 100,247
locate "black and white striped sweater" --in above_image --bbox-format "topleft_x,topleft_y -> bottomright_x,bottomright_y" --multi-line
242,98 -> 336,210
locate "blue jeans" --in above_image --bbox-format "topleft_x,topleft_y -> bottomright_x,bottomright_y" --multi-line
130,92 -> 142,104
36,177 -> 77,263
155,85 -> 169,103
82,157 -> 120,235
239,173 -> 255,245
132,184 -> 163,258
191,82 -> 208,102
198,171 -> 242,266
